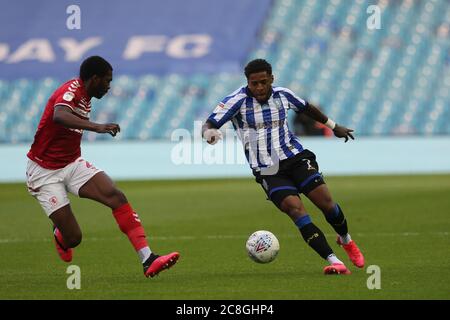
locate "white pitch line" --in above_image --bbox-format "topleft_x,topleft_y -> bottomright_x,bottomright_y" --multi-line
0,232 -> 448,244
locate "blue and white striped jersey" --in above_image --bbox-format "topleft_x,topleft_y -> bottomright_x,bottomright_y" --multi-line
207,86 -> 309,170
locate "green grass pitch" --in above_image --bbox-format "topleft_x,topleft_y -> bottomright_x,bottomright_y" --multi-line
0,174 -> 449,299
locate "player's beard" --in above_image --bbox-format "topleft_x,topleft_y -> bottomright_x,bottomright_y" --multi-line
96,90 -> 107,99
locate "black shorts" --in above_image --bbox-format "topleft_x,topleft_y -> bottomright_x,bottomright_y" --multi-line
253,149 -> 325,208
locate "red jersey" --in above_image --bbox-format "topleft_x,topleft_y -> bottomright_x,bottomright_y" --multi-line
27,78 -> 92,169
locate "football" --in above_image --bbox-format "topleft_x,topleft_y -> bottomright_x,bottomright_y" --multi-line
246,230 -> 280,263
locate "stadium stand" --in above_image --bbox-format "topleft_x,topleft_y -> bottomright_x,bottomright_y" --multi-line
0,0 -> 448,142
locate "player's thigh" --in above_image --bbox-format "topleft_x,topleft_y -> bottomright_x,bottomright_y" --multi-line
290,149 -> 325,195
254,171 -> 298,210
49,204 -> 82,243
29,182 -> 70,218
77,171 -> 127,209
28,181 -> 81,241
65,158 -> 104,196
278,194 -> 308,221
65,158 -> 125,207
305,184 -> 335,213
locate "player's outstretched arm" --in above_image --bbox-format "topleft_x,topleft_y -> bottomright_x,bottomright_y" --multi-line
303,103 -> 354,142
53,105 -> 120,137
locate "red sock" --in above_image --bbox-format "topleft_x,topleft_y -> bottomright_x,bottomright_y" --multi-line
112,203 -> 149,251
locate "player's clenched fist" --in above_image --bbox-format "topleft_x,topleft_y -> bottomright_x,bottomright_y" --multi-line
332,125 -> 354,143
203,128 -> 223,145
95,123 -> 121,137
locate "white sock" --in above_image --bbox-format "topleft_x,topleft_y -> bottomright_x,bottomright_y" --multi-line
138,246 -> 152,263
339,233 -> 352,245
327,253 -> 344,265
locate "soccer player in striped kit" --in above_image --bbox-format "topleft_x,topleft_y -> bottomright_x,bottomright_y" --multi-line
202,59 -> 364,275
26,56 -> 179,278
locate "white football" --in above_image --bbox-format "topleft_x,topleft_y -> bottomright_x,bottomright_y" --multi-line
246,230 -> 280,263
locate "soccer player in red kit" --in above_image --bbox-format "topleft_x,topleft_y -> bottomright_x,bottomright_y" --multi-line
26,56 -> 179,278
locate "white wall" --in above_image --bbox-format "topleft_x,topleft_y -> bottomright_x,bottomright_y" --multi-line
1,136 -> 450,183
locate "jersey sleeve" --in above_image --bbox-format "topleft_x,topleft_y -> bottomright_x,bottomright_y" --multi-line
280,88 -> 308,113
207,92 -> 246,129
53,90 -> 77,111
53,80 -> 90,118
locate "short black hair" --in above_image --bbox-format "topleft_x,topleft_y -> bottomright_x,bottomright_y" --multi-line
244,59 -> 272,79
79,56 -> 113,81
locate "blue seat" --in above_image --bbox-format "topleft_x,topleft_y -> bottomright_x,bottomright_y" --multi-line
0,0 -> 449,143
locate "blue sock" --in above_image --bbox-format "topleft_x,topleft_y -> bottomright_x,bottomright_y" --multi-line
295,215 -> 312,229
325,204 -> 348,236
295,214 -> 333,260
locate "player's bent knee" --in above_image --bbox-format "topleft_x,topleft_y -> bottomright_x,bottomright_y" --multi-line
279,199 -> 304,220
65,232 -> 82,248
308,186 -> 335,213
113,189 -> 128,205
118,189 -> 127,203
287,207 -> 305,220
103,188 -> 128,210
279,198 -> 292,214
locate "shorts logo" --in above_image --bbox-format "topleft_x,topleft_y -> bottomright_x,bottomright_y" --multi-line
85,161 -> 96,169
302,159 -> 315,171
49,196 -> 58,207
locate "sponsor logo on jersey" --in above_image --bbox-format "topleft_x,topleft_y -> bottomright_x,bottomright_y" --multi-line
63,91 -> 75,102
261,103 -> 270,111
68,128 -> 83,134
274,97 -> 283,110
213,103 -> 225,113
